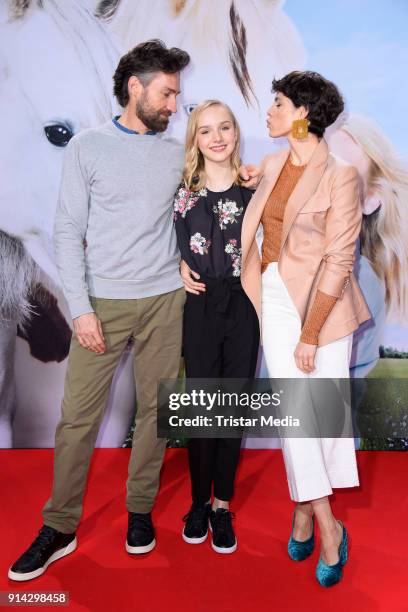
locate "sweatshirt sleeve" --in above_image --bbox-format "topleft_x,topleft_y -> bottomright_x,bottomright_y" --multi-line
53,137 -> 94,320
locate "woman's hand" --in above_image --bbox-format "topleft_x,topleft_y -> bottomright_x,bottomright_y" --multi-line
294,341 -> 317,374
180,260 -> 206,295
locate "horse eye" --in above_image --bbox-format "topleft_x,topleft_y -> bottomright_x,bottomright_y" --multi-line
183,103 -> 197,116
44,123 -> 73,147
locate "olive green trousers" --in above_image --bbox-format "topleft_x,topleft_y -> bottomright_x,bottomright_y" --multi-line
42,288 -> 185,533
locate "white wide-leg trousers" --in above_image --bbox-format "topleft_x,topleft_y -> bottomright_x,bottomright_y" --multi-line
261,263 -> 359,502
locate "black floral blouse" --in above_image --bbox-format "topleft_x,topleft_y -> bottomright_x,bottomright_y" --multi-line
173,183 -> 253,280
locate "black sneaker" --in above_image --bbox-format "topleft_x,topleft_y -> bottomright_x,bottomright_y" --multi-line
209,509 -> 237,554
182,503 -> 211,544
8,525 -> 77,581
126,512 -> 156,554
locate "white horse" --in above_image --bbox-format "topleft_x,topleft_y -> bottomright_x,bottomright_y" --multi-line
96,0 -> 407,450
0,0 -> 136,447
95,0 -> 306,449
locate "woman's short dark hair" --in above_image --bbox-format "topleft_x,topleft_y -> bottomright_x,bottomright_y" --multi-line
113,39 -> 190,107
272,71 -> 344,137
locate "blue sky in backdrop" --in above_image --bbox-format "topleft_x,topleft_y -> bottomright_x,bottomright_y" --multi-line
285,0 -> 408,158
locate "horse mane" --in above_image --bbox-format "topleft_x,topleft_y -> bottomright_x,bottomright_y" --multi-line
8,0 -> 43,20
171,0 -> 187,15
95,0 -> 258,108
95,0 -> 121,20
229,1 -> 258,108
96,0 -> 187,20
0,231 -> 39,326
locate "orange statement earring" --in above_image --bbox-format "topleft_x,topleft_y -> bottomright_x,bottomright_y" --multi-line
292,119 -> 309,139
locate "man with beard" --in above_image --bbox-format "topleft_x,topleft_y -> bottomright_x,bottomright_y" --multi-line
9,40 -> 190,581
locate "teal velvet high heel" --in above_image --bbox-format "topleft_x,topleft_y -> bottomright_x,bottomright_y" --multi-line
316,521 -> 348,587
287,512 -> 315,561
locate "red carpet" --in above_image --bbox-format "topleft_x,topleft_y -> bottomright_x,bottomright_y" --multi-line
1,449 -> 407,612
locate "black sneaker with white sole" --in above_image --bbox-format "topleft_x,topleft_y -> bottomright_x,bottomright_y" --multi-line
126,512 -> 156,554
209,509 -> 237,554
8,525 -> 77,582
182,503 -> 211,544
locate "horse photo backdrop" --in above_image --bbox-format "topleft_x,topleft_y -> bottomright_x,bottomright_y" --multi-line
1,0 -> 407,448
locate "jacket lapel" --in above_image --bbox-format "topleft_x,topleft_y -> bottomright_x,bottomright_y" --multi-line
279,138 -> 329,257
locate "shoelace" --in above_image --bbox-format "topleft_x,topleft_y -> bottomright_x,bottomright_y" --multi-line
25,526 -> 58,557
182,506 -> 208,529
214,510 -> 235,535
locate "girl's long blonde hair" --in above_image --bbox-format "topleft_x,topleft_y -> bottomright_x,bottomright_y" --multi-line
183,100 -> 242,191
339,114 -> 408,321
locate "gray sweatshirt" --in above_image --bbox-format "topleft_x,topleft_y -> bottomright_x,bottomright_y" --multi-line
54,120 -> 184,319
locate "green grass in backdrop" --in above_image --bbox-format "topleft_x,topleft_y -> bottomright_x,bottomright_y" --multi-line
360,358 -> 408,450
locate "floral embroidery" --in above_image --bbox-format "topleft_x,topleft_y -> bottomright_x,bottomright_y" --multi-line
213,198 -> 243,230
190,232 -> 211,255
173,185 -> 207,220
225,239 -> 242,276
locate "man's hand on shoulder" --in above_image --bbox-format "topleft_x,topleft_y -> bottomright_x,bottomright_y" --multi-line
73,312 -> 106,354
239,163 -> 262,189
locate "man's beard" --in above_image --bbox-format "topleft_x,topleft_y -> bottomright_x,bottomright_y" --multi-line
136,91 -> 171,133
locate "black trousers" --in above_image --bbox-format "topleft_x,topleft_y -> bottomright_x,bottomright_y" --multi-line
183,278 -> 260,505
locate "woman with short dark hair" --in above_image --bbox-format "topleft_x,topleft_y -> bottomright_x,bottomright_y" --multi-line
241,71 -> 371,586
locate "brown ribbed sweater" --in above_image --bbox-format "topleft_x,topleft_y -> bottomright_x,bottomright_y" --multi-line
261,157 -> 337,345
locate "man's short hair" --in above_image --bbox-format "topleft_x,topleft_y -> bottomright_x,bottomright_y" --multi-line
113,39 -> 190,107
